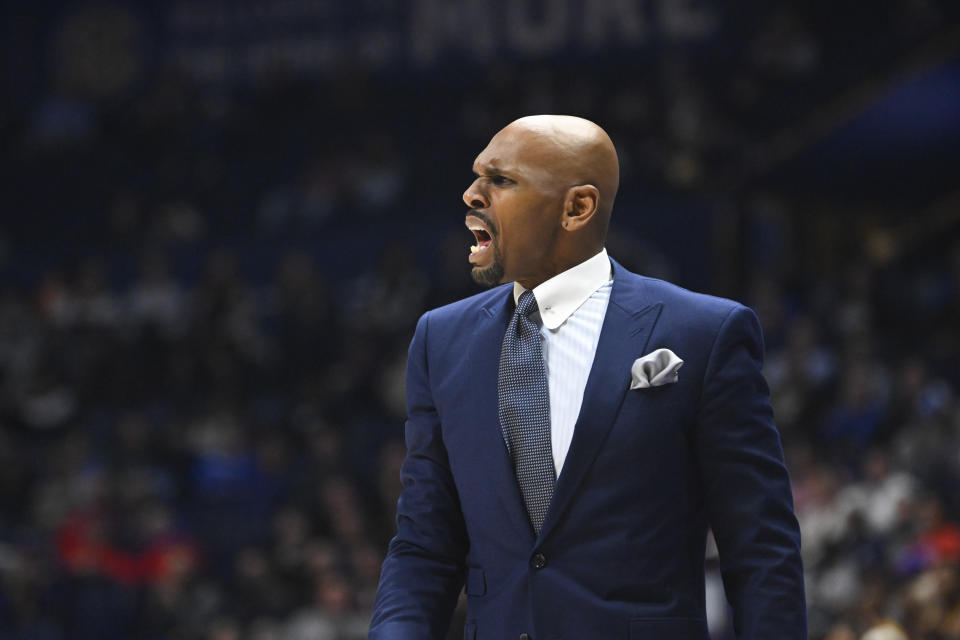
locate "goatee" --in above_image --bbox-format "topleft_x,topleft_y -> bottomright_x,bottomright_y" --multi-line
470,256 -> 505,287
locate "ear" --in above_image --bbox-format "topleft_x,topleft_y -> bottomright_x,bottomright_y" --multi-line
562,184 -> 600,231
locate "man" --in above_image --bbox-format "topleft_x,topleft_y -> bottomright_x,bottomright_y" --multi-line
369,115 -> 806,639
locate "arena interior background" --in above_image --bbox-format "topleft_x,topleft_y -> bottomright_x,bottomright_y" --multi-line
1,1 -> 960,639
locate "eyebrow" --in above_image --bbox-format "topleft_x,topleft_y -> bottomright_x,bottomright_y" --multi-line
473,164 -> 510,177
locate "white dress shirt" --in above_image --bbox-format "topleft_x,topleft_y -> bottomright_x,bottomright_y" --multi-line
513,249 -> 613,476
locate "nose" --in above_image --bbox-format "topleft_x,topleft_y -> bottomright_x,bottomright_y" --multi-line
463,179 -> 489,210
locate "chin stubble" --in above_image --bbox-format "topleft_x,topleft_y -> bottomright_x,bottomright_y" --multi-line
470,245 -> 505,287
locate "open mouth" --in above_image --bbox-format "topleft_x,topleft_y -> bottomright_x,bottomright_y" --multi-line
469,227 -> 492,254
466,216 -> 494,258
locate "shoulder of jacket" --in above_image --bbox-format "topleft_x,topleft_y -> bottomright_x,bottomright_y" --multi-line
424,283 -> 512,323
624,271 -> 745,320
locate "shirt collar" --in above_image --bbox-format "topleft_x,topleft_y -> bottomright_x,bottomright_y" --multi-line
512,248 -> 613,330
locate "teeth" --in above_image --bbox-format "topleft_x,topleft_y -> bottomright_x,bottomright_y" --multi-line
470,245 -> 479,253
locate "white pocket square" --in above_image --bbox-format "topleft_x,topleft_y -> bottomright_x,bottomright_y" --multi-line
630,348 -> 684,389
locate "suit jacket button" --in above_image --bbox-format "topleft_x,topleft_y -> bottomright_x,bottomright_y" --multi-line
531,552 -> 547,569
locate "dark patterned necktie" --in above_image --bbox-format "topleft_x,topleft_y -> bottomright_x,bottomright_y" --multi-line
498,290 -> 555,534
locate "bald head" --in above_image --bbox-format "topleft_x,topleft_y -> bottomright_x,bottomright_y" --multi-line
499,115 -> 620,222
463,115 -> 620,288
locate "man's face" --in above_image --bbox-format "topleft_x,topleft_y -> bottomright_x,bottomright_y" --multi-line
462,127 -> 564,287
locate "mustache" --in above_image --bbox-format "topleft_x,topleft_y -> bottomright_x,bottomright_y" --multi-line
466,210 -> 499,238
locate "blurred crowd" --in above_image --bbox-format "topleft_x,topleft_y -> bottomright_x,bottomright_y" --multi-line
0,244 -> 420,639
1,195 -> 957,640
2,1 -> 960,639
752,230 -> 960,640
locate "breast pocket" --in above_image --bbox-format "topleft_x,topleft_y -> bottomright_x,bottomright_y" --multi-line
621,381 -> 693,425
628,617 -> 707,639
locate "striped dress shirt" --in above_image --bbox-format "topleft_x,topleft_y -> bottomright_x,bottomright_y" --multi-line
512,248 -> 613,476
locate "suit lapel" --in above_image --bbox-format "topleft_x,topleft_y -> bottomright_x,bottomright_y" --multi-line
475,291 -> 538,544
538,262 -> 663,541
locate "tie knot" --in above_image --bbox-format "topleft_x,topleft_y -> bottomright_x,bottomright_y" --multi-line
516,290 -> 539,318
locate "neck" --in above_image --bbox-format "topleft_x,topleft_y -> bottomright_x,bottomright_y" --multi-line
515,246 -> 603,290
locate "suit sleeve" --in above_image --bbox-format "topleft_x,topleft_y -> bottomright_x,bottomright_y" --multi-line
369,311 -> 469,639
696,305 -> 807,639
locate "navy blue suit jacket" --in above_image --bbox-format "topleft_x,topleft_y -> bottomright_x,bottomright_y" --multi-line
370,260 -> 806,639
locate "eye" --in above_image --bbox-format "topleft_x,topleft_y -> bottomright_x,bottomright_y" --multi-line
490,175 -> 511,186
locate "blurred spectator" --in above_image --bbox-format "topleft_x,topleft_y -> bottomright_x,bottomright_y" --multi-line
861,621 -> 909,640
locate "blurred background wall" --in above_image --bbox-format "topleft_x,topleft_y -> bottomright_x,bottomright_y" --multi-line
1,1 -> 959,639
